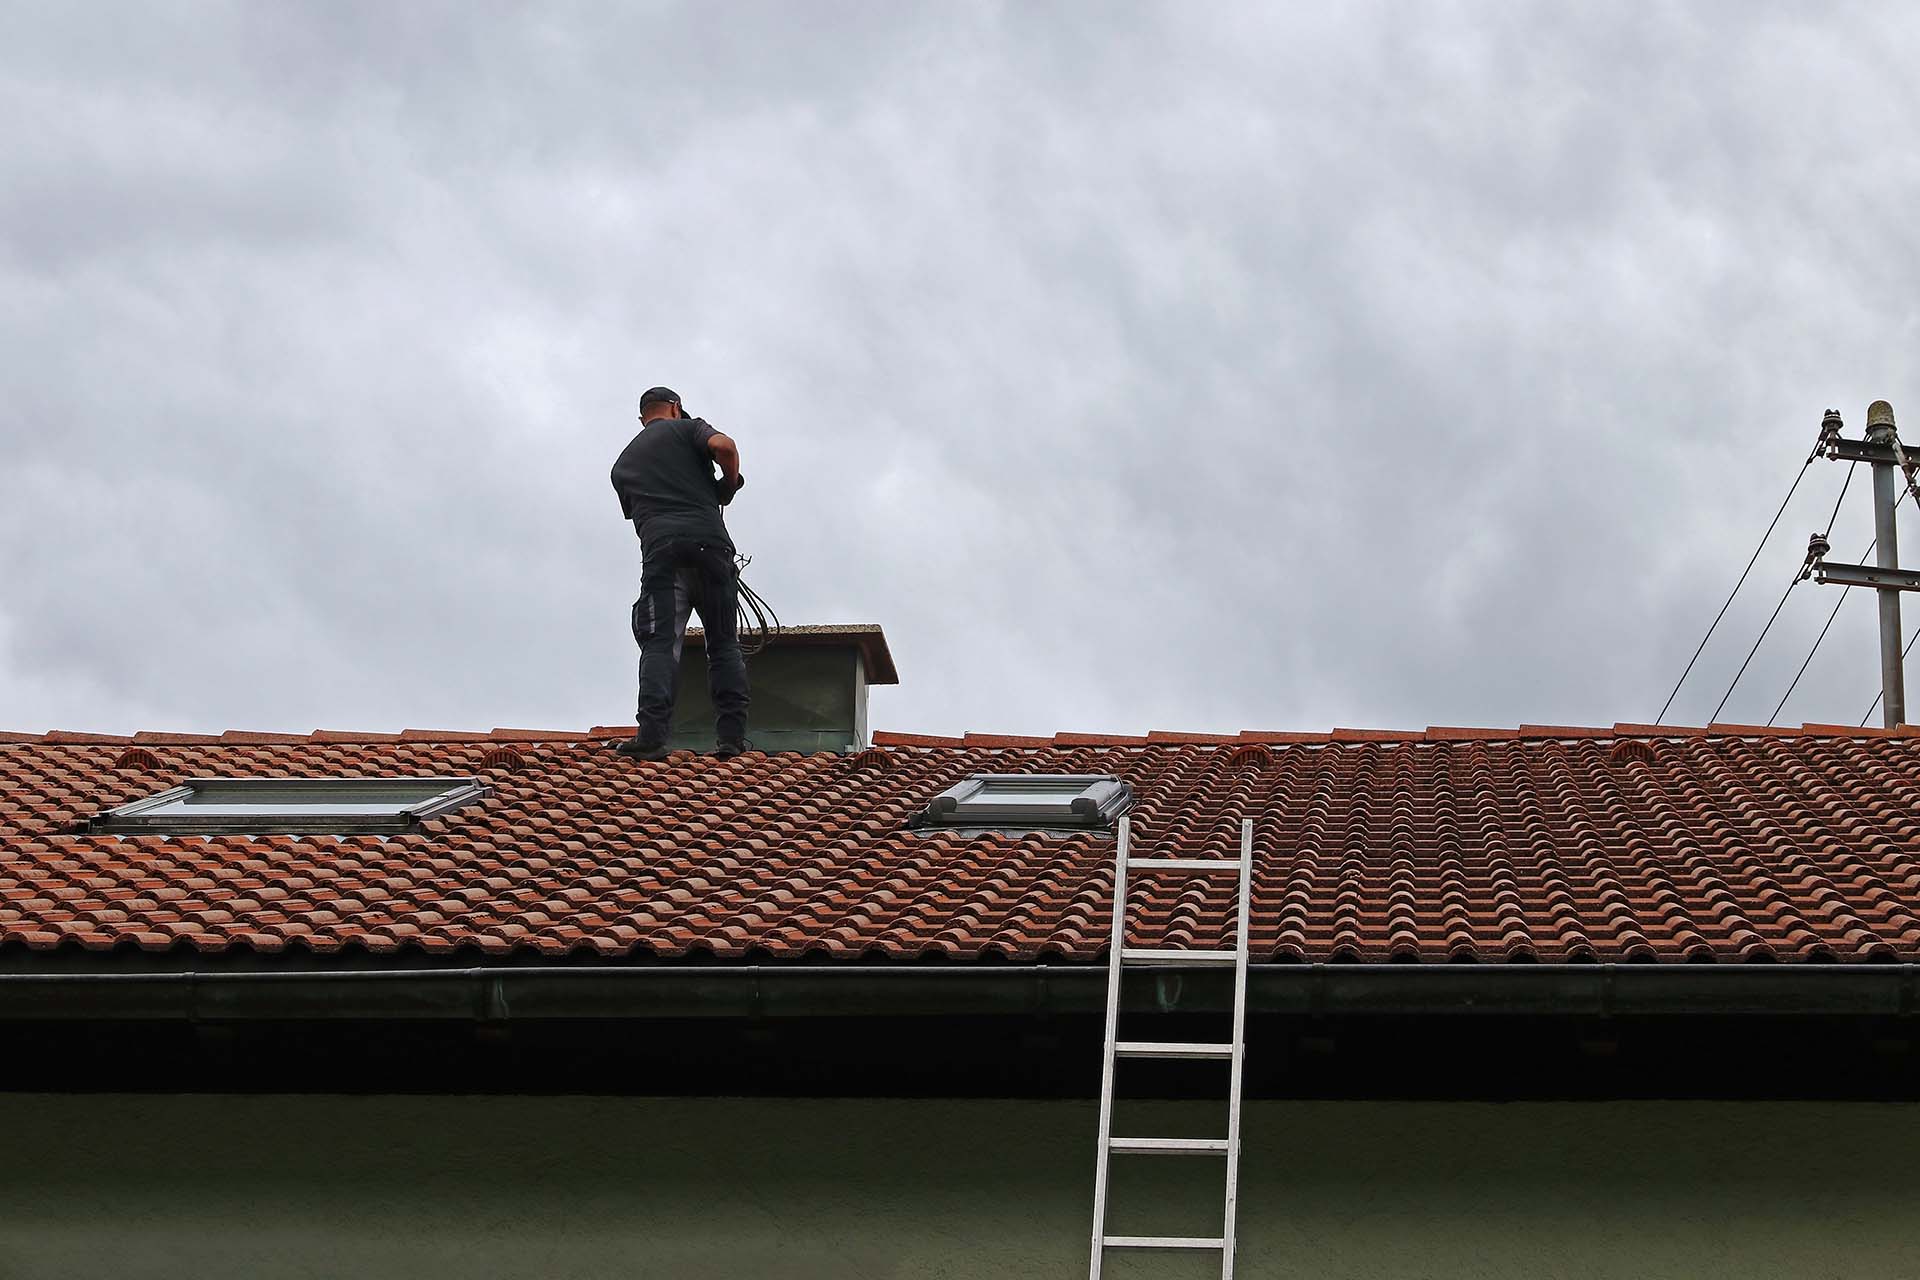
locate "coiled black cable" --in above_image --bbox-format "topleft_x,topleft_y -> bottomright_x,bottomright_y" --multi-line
733,553 -> 780,657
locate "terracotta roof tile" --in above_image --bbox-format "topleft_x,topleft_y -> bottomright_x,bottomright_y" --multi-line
6,726 -> 1920,965
1801,723 -> 1892,738
1613,723 -> 1708,737
1425,726 -> 1522,741
960,733 -> 1054,748
872,731 -> 965,748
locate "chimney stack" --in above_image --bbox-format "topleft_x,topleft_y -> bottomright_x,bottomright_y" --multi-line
670,624 -> 898,753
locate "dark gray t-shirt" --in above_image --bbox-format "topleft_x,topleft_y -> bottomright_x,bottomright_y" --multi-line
609,416 -> 732,551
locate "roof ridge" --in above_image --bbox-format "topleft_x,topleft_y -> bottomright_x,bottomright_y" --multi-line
4,722 -> 1916,749
0,727 -> 600,746
866,722 -> 1917,748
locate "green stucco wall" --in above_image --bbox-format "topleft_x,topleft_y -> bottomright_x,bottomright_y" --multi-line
2,1096 -> 1917,1278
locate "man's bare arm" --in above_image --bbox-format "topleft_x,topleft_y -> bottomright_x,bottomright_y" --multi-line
707,432 -> 740,481
708,431 -> 744,503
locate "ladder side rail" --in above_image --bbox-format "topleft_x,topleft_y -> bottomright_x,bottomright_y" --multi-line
1088,814 -> 1133,1279
1220,817 -> 1255,1279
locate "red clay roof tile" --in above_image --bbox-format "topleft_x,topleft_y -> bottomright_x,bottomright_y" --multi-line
1613,723 -> 1708,737
1425,726 -> 1522,741
5,726 -> 1920,965
960,733 -> 1053,748
872,731 -> 965,748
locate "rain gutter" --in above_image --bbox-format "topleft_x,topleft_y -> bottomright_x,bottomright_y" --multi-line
0,963 -> 1914,1021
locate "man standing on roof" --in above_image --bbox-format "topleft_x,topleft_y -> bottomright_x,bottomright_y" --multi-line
608,386 -> 750,761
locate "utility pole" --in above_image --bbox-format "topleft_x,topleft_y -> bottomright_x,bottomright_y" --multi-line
1807,400 -> 1915,727
1867,401 -> 1906,727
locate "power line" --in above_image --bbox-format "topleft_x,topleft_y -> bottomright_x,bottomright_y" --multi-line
1766,464 -> 1866,725
1770,538 -> 1872,726
1654,452 -> 1818,724
1823,460 -> 1857,536
1708,568 -> 1802,726
1861,625 -> 1920,726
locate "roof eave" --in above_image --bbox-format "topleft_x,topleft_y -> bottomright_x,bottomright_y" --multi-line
2,962 -> 1915,1021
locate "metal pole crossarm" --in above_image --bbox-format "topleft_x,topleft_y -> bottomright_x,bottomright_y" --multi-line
1812,562 -> 1920,592
1827,437 -> 1912,467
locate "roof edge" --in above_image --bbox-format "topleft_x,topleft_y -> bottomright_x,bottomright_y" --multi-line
2,963 -> 1915,1020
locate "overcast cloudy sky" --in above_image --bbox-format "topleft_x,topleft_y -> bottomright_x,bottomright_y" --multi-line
5,1 -> 1920,739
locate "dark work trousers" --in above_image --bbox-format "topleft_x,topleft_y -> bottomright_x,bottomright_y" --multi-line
631,536 -> 750,747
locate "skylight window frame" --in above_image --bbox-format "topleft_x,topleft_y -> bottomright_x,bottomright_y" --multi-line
916,773 -> 1133,831
90,776 -> 486,836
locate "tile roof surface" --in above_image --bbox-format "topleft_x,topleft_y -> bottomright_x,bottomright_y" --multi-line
5,724 -> 1920,964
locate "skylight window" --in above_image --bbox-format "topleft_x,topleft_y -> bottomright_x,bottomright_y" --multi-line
91,777 -> 484,835
916,774 -> 1133,830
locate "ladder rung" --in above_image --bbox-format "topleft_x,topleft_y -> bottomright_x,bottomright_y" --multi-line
1103,1235 -> 1226,1250
1119,947 -> 1238,967
1125,857 -> 1243,873
1108,1136 -> 1230,1155
1114,1040 -> 1235,1060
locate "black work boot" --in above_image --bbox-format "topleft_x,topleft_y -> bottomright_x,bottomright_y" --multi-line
710,738 -> 751,759
611,734 -> 672,762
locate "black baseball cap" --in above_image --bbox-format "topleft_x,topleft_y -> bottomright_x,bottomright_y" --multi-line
639,386 -> 682,412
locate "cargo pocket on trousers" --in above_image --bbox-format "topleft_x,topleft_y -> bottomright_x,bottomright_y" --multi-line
631,596 -> 653,646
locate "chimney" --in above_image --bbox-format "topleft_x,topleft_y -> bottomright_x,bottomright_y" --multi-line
670,624 -> 899,753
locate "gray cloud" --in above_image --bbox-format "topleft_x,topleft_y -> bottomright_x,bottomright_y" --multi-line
4,1 -> 1920,738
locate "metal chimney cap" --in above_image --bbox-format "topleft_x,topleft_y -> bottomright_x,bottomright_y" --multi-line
1868,400 -> 1896,430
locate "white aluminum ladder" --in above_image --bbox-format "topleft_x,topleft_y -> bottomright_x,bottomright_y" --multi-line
1090,815 -> 1253,1278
